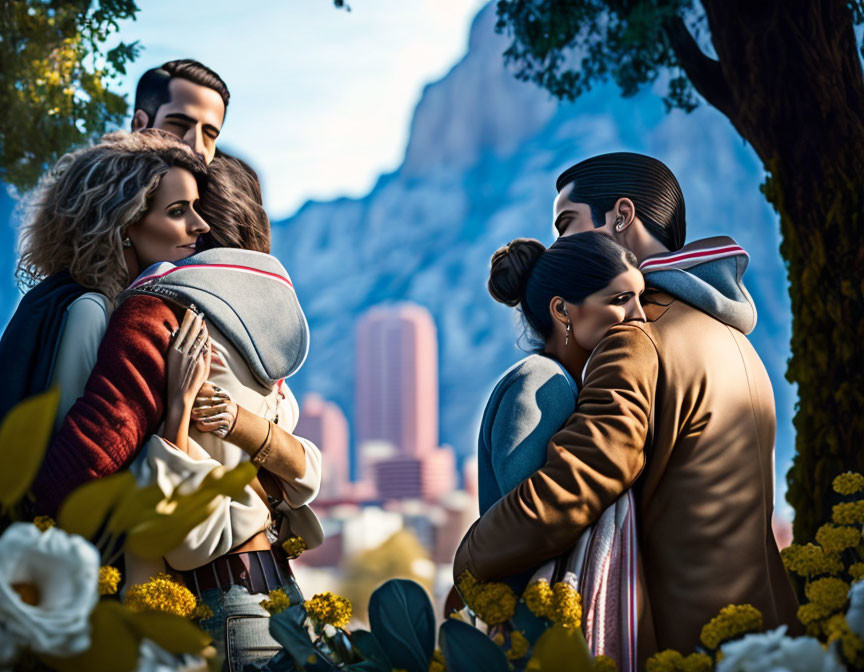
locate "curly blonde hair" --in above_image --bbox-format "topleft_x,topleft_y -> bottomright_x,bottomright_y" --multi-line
16,130 -> 207,299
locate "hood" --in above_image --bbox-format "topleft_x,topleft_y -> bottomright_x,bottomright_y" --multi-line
124,248 -> 309,385
640,236 -> 757,334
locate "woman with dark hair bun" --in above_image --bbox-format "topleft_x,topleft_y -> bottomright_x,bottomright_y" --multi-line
477,231 -> 645,670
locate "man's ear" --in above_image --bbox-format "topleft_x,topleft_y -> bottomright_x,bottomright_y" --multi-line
614,197 -> 636,231
131,109 -> 150,132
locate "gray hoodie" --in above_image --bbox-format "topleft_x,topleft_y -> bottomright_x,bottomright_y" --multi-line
639,235 -> 757,334
122,248 -> 309,385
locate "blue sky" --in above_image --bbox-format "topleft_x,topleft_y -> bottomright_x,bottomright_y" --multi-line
111,0 -> 487,218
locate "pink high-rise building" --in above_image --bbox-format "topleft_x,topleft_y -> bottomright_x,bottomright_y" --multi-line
295,393 -> 349,500
355,304 -> 438,460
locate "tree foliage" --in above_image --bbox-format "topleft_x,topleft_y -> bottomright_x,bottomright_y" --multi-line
0,1 -> 140,191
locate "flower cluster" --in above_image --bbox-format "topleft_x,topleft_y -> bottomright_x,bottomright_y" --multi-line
815,524 -> 861,553
805,577 -> 850,612
594,654 -> 619,671
523,578 -> 553,618
646,650 -> 712,672
260,587 -> 291,615
699,604 -> 763,650
507,630 -> 529,660
98,565 -> 121,595
832,500 -> 864,526
833,472 -> 864,496
304,591 -> 352,629
471,582 -> 518,626
124,572 -> 198,618
521,578 -> 582,628
850,563 -> 864,582
281,536 -> 307,560
549,581 -> 582,629
780,543 -> 842,578
823,615 -> 864,668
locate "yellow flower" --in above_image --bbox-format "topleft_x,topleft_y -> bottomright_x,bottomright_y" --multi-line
805,577 -> 849,611
646,650 -> 685,672
816,524 -> 861,553
428,649 -> 446,672
456,570 -> 480,603
491,631 -> 505,646
833,501 -> 864,526
281,536 -> 307,560
193,603 -> 214,620
833,472 -> 864,496
32,515 -> 55,532
646,650 -> 711,672
850,563 -> 864,581
260,588 -> 291,615
780,543 -> 843,577
825,614 -> 864,668
124,572 -> 197,618
507,630 -> 530,660
797,602 -> 832,625
549,581 -> 582,630
699,604 -> 763,650
471,582 -> 517,626
523,579 -> 553,619
98,566 -> 121,596
594,654 -> 617,671
304,591 -> 352,629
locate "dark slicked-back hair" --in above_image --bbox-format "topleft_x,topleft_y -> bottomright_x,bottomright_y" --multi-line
556,152 -> 686,251
134,59 -> 230,126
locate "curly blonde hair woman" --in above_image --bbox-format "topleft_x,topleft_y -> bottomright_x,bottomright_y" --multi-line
0,130 -> 209,426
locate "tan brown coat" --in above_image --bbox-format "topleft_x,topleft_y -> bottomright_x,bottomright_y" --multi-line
453,292 -> 799,655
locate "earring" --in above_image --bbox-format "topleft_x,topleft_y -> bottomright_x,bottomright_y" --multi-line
122,236 -> 132,248
615,217 -> 625,232
565,321 -> 571,347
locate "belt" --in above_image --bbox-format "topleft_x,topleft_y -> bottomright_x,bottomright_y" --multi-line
179,548 -> 293,598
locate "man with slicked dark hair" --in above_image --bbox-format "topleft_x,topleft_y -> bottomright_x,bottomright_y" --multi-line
131,59 -> 229,164
454,153 -> 799,662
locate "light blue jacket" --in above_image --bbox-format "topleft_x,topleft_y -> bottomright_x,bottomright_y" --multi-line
477,353 -> 579,515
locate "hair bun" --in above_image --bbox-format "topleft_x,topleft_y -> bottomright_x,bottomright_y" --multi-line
488,238 -> 546,307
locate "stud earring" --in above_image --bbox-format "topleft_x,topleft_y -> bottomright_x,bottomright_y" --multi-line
615,217 -> 625,232
122,236 -> 132,248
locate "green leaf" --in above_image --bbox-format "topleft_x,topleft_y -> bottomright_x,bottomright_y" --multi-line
105,482 -> 164,534
268,603 -> 317,668
368,579 -> 435,672
350,629 -> 392,670
0,387 -> 60,509
524,624 -> 593,671
123,610 -> 211,654
57,470 -> 137,539
439,619 -> 509,672
40,601 -> 141,672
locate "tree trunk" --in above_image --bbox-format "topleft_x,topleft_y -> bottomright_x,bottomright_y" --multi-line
690,1 -> 864,540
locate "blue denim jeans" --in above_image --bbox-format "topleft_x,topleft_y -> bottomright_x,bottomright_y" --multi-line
198,577 -> 302,672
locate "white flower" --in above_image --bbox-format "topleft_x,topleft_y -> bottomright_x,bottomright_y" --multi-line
136,640 -> 208,672
717,626 -> 845,672
0,522 -> 100,657
847,577 -> 864,639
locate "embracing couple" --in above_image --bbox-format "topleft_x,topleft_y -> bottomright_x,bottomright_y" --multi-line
0,60 -> 320,670
457,153 -> 800,668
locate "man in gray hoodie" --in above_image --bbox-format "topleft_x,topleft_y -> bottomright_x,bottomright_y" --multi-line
453,153 -> 799,659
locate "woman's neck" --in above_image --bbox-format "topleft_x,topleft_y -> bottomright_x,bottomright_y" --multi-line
543,336 -> 591,383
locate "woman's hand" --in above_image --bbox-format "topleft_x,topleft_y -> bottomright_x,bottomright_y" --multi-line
163,308 -> 211,454
167,309 -> 211,409
191,381 -> 238,438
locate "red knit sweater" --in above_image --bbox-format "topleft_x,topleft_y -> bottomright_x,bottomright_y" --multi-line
34,295 -> 183,514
